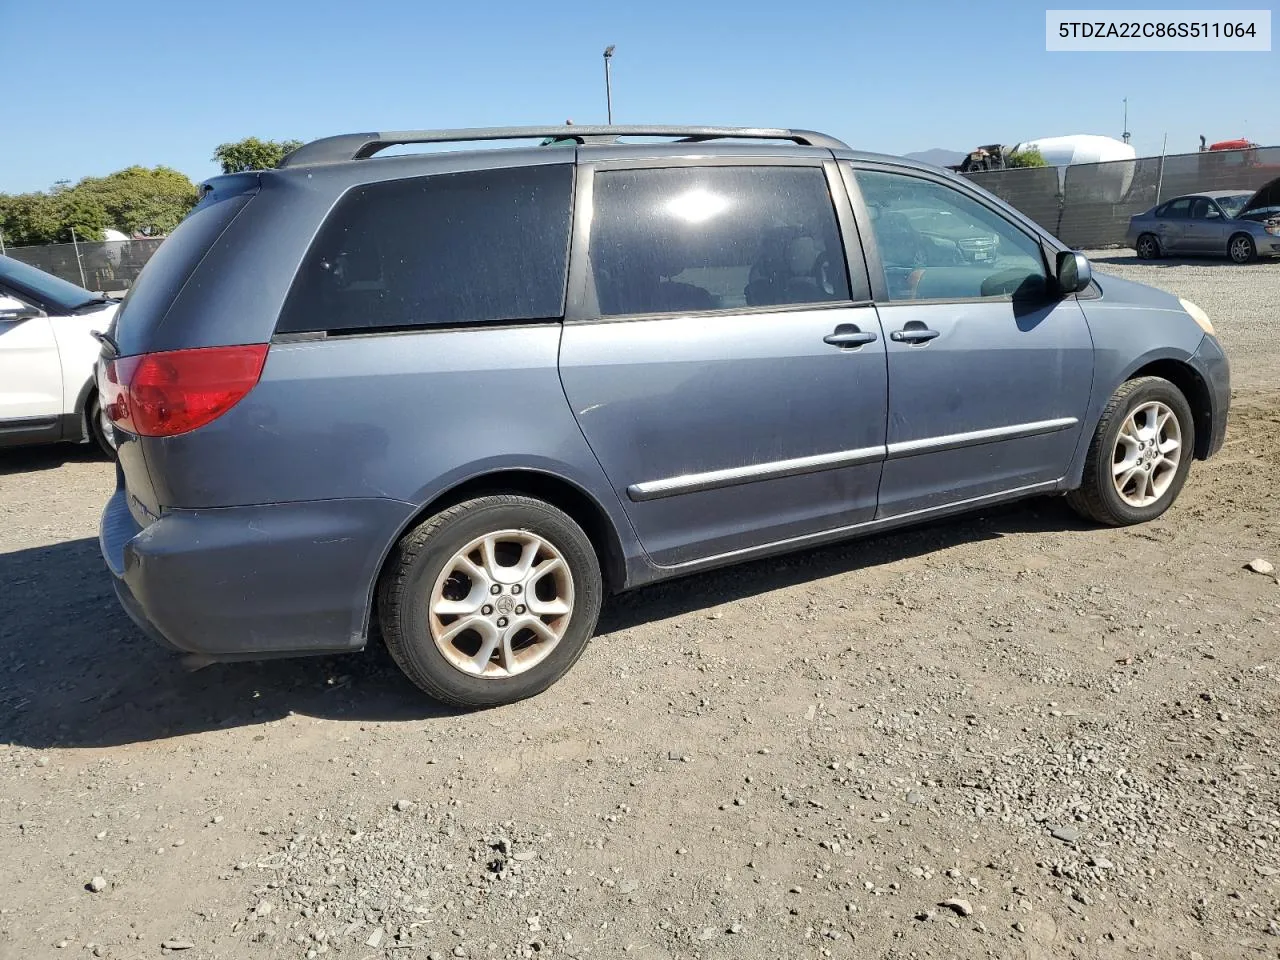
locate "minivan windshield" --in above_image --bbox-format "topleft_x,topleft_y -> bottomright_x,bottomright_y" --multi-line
0,253 -> 101,313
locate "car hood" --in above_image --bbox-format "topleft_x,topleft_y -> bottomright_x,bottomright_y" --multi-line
80,301 -> 120,325
1091,271 -> 1185,311
1238,178 -> 1280,219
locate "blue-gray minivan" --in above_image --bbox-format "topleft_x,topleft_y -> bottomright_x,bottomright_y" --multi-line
97,125 -> 1230,707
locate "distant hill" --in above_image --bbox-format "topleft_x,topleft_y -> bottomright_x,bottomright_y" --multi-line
903,148 -> 966,167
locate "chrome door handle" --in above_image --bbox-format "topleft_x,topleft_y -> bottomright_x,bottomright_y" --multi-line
824,325 -> 877,348
890,326 -> 940,343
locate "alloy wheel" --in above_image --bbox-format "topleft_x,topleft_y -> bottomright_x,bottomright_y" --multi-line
428,529 -> 574,678
1111,401 -> 1181,508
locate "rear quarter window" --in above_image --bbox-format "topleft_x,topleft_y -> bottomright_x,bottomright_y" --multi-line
111,187 -> 254,348
276,164 -> 573,334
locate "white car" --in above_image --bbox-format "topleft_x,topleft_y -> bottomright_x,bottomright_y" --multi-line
0,254 -> 119,457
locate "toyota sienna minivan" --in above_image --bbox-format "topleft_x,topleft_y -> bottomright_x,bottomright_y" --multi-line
97,124 -> 1230,707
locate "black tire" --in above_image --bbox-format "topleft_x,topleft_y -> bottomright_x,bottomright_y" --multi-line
377,495 -> 603,708
1135,233 -> 1161,260
1228,233 -> 1255,264
1066,376 -> 1195,527
87,393 -> 117,459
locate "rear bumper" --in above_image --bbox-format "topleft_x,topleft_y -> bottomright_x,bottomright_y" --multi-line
99,489 -> 416,659
1189,333 -> 1230,459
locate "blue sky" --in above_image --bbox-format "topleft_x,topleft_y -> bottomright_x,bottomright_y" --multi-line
2,0 -> 1275,193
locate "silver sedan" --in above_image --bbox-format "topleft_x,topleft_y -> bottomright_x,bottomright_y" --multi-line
1126,186 -> 1280,263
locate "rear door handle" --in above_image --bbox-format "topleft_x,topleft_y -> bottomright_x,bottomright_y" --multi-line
890,325 -> 940,344
823,324 -> 878,348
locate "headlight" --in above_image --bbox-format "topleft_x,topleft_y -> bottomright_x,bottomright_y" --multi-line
1178,297 -> 1215,336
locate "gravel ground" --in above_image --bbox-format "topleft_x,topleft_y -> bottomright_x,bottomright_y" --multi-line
2,256 -> 1278,960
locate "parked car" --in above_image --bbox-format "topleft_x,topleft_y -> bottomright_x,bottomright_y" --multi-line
1,254 -> 118,456
890,206 -> 1001,264
1127,185 -> 1280,263
97,124 -> 1230,708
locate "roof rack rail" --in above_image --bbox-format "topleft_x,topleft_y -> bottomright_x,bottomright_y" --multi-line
277,125 -> 849,168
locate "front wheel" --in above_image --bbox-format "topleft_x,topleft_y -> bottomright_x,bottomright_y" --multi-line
377,495 -> 603,708
1228,233 -> 1256,264
1066,377 -> 1195,526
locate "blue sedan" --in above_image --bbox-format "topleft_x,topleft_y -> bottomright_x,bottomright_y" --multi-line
1127,184 -> 1280,263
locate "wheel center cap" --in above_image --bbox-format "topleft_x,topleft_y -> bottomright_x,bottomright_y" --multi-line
495,595 -> 515,616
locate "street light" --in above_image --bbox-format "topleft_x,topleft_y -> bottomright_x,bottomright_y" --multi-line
603,45 -> 616,125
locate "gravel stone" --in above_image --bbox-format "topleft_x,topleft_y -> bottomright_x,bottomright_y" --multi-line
939,898 -> 973,917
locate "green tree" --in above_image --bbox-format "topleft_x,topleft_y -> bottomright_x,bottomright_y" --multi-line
1005,148 -> 1049,169
212,137 -> 304,174
0,166 -> 197,246
0,193 -> 61,245
52,189 -> 110,242
76,166 -> 198,236
0,190 -> 108,244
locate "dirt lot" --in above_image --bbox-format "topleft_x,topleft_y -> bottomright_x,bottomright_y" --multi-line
2,256 -> 1278,960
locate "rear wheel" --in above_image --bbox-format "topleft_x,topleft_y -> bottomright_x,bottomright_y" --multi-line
1067,377 -> 1194,526
1135,233 -> 1161,260
88,393 -> 117,459
1228,233 -> 1255,264
377,495 -> 603,708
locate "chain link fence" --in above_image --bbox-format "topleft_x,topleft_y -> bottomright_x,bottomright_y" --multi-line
965,145 -> 1280,249
1,238 -> 164,294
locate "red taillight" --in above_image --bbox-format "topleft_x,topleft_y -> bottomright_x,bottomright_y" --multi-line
103,344 -> 268,438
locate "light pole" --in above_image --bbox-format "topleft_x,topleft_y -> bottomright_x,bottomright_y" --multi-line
603,45 -> 615,125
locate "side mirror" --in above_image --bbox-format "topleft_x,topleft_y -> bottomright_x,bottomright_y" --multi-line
1055,250 -> 1092,295
1206,209 -> 1221,219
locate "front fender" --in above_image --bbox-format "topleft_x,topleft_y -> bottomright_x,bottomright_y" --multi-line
1063,345 -> 1197,489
